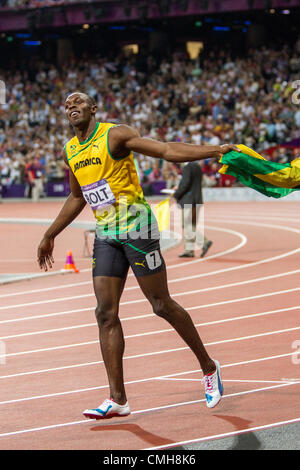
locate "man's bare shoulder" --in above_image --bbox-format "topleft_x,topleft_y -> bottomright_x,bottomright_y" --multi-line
110,123 -> 140,140
109,124 -> 140,156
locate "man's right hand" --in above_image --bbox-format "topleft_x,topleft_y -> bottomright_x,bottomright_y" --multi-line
37,236 -> 54,271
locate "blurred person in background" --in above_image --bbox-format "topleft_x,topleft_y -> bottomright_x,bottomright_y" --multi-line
174,160 -> 213,258
26,155 -> 44,201
0,151 -> 11,196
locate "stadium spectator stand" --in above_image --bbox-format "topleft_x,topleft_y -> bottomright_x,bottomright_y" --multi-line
0,23 -> 300,198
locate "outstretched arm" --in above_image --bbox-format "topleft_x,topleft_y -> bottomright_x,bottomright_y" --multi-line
108,124 -> 240,162
37,152 -> 87,271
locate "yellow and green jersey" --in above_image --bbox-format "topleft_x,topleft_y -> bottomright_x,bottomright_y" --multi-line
64,122 -> 155,238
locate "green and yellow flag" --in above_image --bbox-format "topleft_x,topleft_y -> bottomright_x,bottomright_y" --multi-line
219,144 -> 300,198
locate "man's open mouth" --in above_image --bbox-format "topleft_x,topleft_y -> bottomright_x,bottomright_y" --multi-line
70,111 -> 80,118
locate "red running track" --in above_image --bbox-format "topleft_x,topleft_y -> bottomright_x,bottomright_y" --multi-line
0,200 -> 299,450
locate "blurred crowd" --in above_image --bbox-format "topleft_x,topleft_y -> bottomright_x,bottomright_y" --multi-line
0,38 -> 300,198
0,0 -> 78,8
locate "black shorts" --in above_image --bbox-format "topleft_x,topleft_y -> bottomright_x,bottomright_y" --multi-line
92,230 -> 166,279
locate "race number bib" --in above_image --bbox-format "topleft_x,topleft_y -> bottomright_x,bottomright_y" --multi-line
81,179 -> 116,210
145,250 -> 162,270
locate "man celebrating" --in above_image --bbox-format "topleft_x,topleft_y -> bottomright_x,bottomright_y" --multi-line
37,92 -> 238,419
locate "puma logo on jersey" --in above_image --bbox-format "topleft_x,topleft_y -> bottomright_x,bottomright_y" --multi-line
135,260 -> 145,268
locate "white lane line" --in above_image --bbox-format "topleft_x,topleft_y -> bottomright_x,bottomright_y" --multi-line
5,298 -> 300,357
0,258 -> 91,263
0,224 -> 246,299
0,280 -> 93,299
281,378 -> 300,382
0,292 -> 93,311
208,218 -> 300,236
1,320 -> 299,367
1,351 -> 295,382
5,326 -> 300,363
74,224 -> 248,275
0,284 -> 300,324
0,218 -> 298,313
1,304 -> 299,380
3,217 -> 297,303
210,213 -> 300,222
163,265 -> 300,287
156,378 -> 300,384
1,267 -> 300,337
0,381 -> 299,440
39,217 -> 300,282
1,296 -> 300,341
0,307 -> 94,325
175,285 -> 300,310
2,263 -> 300,313
1,216 -> 299,302
144,417 -> 300,450
0,352 -> 296,407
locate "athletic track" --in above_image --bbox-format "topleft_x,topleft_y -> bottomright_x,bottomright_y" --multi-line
0,199 -> 299,450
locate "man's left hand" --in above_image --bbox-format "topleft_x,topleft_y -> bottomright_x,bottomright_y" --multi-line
219,144 -> 241,155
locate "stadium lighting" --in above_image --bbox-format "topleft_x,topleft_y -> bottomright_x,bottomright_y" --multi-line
213,26 -> 230,31
123,44 -> 139,55
24,40 -> 41,46
186,41 -> 203,59
15,33 -> 31,38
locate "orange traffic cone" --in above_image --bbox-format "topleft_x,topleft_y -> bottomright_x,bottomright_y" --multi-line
64,251 -> 79,273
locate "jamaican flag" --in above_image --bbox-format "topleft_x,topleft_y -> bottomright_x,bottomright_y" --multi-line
219,144 -> 300,198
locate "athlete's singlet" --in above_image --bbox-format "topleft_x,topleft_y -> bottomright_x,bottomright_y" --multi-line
64,122 -> 156,239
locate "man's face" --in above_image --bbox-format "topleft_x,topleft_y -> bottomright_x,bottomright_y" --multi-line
64,93 -> 95,127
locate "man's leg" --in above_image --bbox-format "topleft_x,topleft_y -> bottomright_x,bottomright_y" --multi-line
179,205 -> 195,257
136,268 -> 216,375
122,220 -> 222,407
93,275 -> 128,405
91,237 -> 130,406
32,181 -> 38,202
193,205 -> 212,257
